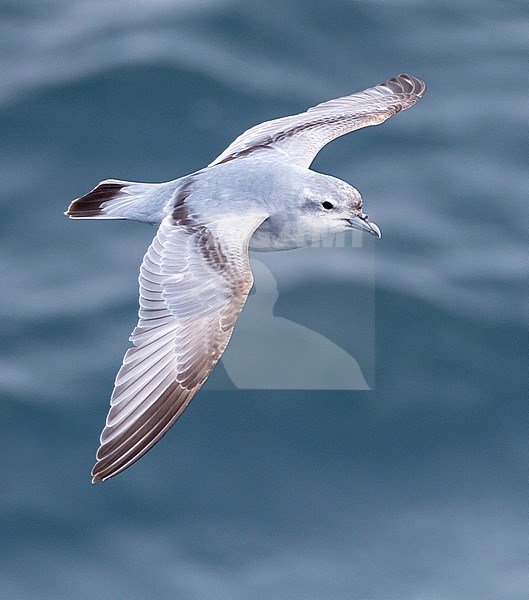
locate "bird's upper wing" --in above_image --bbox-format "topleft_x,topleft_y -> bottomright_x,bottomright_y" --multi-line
210,74 -> 426,169
91,192 -> 268,482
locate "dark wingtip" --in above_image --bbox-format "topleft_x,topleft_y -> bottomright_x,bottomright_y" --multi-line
382,74 -> 427,99
397,73 -> 427,97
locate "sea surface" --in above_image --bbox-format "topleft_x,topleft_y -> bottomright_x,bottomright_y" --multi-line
1,1 -> 527,599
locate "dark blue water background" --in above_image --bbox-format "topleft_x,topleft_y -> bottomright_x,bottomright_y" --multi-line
1,1 -> 527,598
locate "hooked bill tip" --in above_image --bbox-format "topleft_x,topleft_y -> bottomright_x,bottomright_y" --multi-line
368,221 -> 382,239
348,215 -> 382,238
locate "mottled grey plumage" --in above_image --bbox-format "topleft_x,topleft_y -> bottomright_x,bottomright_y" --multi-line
66,73 -> 426,482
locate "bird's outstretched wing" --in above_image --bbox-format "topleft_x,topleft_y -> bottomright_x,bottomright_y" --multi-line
210,73 -> 426,169
91,194 -> 268,482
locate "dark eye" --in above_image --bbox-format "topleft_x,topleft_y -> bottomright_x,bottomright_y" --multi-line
322,201 -> 333,210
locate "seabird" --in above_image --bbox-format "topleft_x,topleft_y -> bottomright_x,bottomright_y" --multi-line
66,73 -> 426,482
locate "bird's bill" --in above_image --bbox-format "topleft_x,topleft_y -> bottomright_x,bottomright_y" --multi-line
348,215 -> 381,238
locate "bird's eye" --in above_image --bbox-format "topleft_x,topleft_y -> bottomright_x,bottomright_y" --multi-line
322,201 -> 333,210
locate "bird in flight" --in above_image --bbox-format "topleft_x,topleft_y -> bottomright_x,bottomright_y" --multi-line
66,73 -> 426,482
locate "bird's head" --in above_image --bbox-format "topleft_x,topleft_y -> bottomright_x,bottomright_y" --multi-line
300,177 -> 381,240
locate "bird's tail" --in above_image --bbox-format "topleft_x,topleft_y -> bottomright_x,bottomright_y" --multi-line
65,179 -> 169,223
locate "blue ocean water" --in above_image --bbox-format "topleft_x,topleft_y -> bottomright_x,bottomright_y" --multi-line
1,1 -> 527,598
